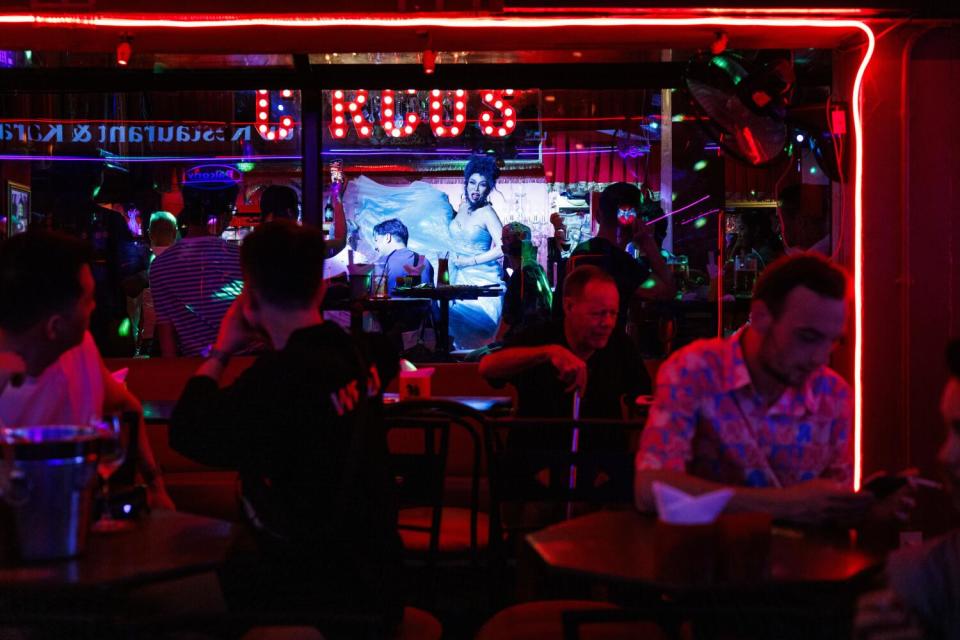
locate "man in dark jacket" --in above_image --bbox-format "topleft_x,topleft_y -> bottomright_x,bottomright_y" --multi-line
168,221 -> 403,629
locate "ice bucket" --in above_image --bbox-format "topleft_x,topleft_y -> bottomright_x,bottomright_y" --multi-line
0,425 -> 103,561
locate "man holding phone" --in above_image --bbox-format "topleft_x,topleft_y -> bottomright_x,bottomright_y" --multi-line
552,182 -> 675,328
635,254 -> 911,526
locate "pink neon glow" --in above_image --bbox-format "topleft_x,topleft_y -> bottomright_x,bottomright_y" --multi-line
645,194 -> 711,224
0,12 -> 871,488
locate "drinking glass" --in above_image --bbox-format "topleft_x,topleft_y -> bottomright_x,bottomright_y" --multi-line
91,416 -> 134,533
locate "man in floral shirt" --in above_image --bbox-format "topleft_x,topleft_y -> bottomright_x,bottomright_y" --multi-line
636,253 -> 900,526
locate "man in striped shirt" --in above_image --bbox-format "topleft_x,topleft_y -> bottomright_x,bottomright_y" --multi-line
150,205 -> 243,357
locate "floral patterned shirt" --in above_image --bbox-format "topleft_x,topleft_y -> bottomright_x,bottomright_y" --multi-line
636,331 -> 853,488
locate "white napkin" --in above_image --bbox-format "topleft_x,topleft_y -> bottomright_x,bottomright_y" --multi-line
652,481 -> 734,525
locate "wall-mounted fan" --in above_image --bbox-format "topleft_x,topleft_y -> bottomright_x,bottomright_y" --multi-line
684,52 -> 795,167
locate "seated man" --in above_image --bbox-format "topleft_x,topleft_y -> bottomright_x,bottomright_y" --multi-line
496,222 -> 552,343
480,265 -> 651,451
168,221 -> 403,626
371,218 -> 433,294
553,182 -> 675,328
635,253 -> 894,526
855,340 -> 960,640
0,231 -> 172,508
259,184 -> 299,224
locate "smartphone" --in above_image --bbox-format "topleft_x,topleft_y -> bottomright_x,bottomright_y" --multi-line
863,475 -> 909,498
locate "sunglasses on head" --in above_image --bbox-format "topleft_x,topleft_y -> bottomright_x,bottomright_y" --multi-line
617,206 -> 638,225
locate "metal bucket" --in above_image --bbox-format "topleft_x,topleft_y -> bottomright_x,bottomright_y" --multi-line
0,425 -> 103,561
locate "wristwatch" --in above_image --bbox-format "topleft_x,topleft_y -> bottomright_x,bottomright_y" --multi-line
207,347 -> 232,366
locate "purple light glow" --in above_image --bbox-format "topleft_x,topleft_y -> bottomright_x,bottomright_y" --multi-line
644,194 -> 711,225
680,208 -> 721,225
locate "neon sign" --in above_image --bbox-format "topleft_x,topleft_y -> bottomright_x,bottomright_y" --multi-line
256,89 -> 297,141
183,164 -> 242,189
328,89 -> 521,140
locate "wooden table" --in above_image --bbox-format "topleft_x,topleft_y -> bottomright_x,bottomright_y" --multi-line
527,510 -> 882,592
393,285 -> 502,357
147,394 -> 513,424
0,509 -> 234,593
0,510 -> 234,633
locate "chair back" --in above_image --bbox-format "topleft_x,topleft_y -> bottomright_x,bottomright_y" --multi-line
384,399 -> 488,566
484,417 -> 645,544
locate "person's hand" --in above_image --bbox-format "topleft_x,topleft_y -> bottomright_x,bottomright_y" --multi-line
0,351 -> 26,396
631,218 -> 658,252
214,293 -> 258,355
854,589 -> 924,640
775,479 -> 876,526
547,345 -> 587,394
866,483 -> 918,524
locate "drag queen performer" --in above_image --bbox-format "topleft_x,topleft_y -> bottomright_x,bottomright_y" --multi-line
342,155 -> 503,349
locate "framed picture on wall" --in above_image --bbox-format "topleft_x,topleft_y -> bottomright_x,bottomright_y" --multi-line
7,181 -> 29,237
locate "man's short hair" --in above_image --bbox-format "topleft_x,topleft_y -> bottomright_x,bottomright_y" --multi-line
241,221 -> 326,310
260,185 -> 299,222
372,219 -> 409,246
149,211 -> 178,234
0,231 -> 93,333
563,265 -> 617,301
753,253 -> 848,317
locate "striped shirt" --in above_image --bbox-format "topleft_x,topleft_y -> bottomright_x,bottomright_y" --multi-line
150,236 -> 243,356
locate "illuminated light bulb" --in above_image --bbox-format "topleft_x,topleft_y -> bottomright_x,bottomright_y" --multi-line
498,127 -> 507,136
281,89 -> 292,98
348,103 -> 358,112
455,101 -> 464,110
267,131 -> 276,140
436,126 -> 445,135
391,129 -> 401,137
353,115 -> 362,123
485,126 -> 494,135
432,89 -> 440,97
279,128 -> 288,137
796,133 -> 805,143
360,126 -> 370,135
408,114 -> 418,123
258,89 -> 268,95
505,89 -> 514,95
356,94 -> 366,103
334,90 -> 343,99
485,93 -> 494,102
505,119 -> 514,128
451,126 -> 459,135
431,101 -> 441,109
334,128 -> 344,137
277,105 -> 284,111
282,117 -> 292,127
384,108 -> 393,117
259,99 -> 268,108
481,112 -> 491,122
455,89 -> 464,97
494,100 -> 503,109
455,114 -> 465,122
404,125 -> 413,134
334,103 -> 343,112
504,108 -> 513,117
258,124 -> 268,133
334,116 -> 343,124
407,89 -> 416,94
384,95 -> 393,104
431,114 -> 441,123
259,112 -> 268,120
384,121 -> 393,130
